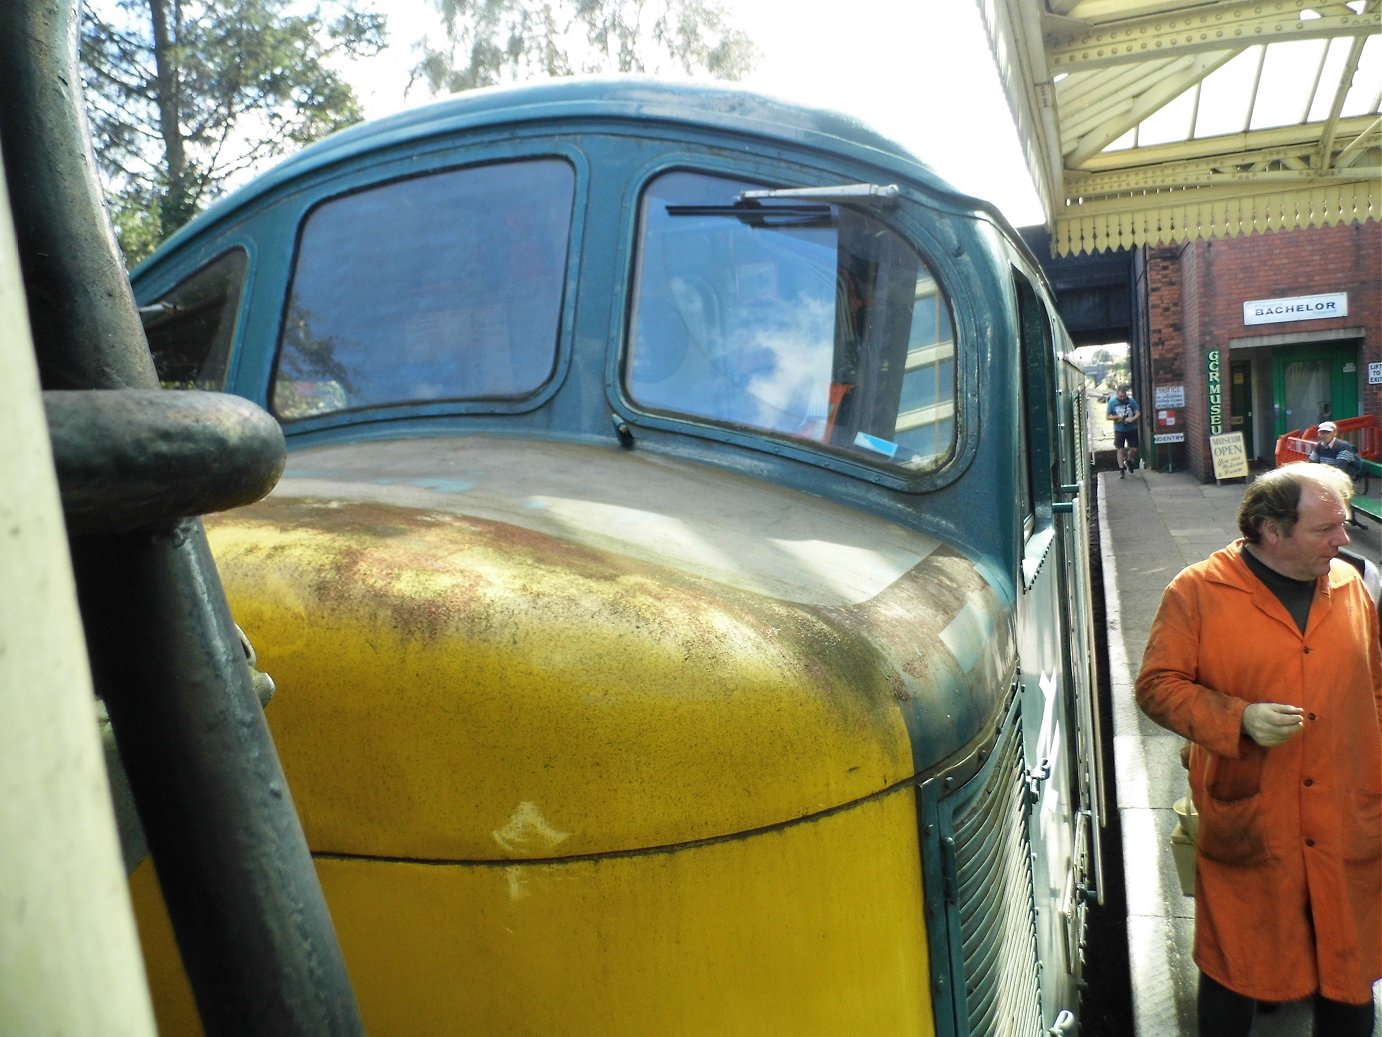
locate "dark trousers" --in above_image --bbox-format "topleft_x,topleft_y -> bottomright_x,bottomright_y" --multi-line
1198,972 -> 1376,1036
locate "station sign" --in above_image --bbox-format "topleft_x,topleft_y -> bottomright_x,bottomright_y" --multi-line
1243,292 -> 1347,326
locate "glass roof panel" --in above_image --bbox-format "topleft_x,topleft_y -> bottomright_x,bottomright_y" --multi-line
1111,34 -> 1379,150
1252,40 -> 1326,129
1138,88 -> 1197,147
1106,128 -> 1137,152
1343,34 -> 1382,118
1196,48 -> 1261,138
1308,37 -> 1359,122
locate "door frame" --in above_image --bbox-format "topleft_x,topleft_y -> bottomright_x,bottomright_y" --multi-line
1229,359 -> 1254,457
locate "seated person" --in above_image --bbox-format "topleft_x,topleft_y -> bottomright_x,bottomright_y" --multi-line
1308,421 -> 1367,529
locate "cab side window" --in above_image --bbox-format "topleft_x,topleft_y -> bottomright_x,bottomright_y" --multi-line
1015,271 -> 1060,542
141,249 -> 247,390
272,159 -> 575,420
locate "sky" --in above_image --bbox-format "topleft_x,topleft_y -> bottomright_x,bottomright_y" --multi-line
736,2 -> 1043,226
347,0 -> 1046,228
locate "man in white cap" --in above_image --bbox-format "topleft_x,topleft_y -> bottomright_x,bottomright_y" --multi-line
1309,421 -> 1368,529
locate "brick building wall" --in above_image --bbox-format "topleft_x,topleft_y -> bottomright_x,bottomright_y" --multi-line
1142,221 -> 1381,481
1143,246 -> 1192,467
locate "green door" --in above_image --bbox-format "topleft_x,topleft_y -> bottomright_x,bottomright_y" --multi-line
1271,341 -> 1361,435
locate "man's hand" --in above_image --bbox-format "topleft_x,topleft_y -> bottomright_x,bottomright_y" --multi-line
1242,702 -> 1305,747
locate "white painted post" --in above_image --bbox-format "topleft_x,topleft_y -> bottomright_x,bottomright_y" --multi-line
0,160 -> 157,1037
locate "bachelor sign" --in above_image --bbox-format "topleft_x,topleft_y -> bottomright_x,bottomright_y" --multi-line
1243,292 -> 1348,326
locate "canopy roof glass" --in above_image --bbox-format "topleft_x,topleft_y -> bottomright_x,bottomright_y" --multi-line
985,0 -> 1381,254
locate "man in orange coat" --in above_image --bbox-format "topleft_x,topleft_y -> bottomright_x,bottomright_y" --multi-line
1137,463 -> 1381,1036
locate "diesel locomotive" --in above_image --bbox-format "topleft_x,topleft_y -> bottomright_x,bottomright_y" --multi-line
125,78 -> 1105,1036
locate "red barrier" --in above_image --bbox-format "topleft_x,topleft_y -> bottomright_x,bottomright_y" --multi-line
1274,414 -> 1379,468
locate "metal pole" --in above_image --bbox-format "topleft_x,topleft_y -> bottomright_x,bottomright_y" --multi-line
0,1 -> 364,1033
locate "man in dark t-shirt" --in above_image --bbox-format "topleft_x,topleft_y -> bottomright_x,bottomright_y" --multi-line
1106,385 -> 1141,478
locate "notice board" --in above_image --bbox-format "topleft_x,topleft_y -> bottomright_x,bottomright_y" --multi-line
1209,432 -> 1249,481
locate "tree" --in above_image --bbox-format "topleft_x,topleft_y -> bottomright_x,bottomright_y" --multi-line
415,0 -> 756,94
81,0 -> 387,262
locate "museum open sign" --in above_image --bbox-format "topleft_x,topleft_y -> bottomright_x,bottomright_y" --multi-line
1243,292 -> 1348,326
1210,432 -> 1250,481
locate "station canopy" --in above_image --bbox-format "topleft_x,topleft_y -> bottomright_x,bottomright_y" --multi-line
984,0 -> 1381,255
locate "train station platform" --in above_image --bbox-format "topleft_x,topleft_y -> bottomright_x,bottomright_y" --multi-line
1097,464 -> 1381,1036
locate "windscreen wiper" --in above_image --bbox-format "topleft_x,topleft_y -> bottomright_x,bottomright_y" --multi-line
739,183 -> 899,206
666,182 -> 900,225
666,200 -> 834,226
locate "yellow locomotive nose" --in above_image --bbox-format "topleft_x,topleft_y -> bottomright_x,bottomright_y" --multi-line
206,502 -> 914,862
131,436 -> 1014,1036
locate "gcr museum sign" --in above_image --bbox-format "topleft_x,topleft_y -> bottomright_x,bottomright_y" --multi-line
1207,348 -> 1224,436
1243,292 -> 1348,326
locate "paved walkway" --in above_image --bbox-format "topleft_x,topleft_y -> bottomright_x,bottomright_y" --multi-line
1098,464 -> 1381,1036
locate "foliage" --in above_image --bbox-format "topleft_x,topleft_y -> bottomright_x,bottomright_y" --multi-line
415,0 -> 756,94
80,0 -> 755,264
1103,351 -> 1131,390
81,0 -> 387,263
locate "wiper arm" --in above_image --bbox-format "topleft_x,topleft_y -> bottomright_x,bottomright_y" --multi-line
738,183 -> 900,206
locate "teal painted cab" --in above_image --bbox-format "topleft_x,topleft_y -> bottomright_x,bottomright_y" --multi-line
129,78 -> 1104,1037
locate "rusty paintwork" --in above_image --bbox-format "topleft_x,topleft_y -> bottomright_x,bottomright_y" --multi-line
204,436 -> 1016,864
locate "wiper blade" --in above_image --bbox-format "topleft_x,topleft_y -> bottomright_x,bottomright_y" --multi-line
665,201 -> 833,226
